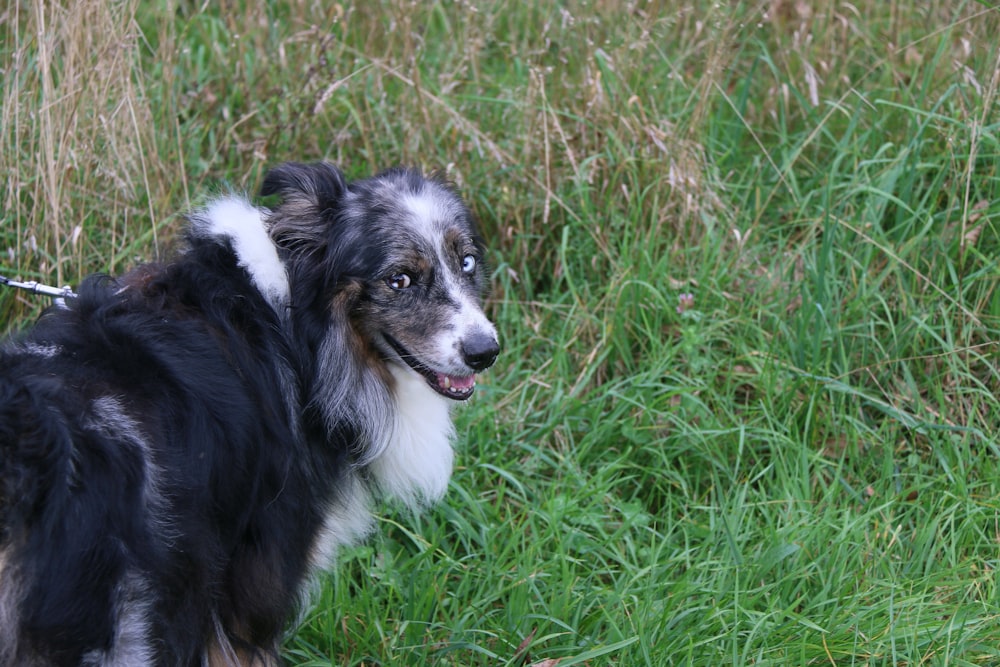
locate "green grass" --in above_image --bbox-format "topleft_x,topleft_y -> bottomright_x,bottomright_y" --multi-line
4,1 -> 1000,665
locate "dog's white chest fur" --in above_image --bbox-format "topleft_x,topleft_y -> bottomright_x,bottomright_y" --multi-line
308,366 -> 455,572
370,365 -> 455,507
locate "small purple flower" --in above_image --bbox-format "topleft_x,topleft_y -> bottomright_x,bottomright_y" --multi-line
676,292 -> 694,314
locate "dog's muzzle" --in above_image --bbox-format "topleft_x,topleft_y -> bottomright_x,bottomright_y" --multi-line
386,331 -> 499,401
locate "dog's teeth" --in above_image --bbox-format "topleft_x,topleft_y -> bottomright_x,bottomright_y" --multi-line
437,373 -> 476,395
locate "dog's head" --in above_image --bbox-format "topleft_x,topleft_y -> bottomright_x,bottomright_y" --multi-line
262,162 -> 499,401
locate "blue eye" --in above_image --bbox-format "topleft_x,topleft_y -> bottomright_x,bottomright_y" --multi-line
461,255 -> 476,274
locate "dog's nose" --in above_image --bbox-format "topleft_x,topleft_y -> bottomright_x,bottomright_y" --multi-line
461,332 -> 499,371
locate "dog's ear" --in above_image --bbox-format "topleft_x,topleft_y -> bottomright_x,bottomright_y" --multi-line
260,162 -> 347,208
263,162 -> 348,255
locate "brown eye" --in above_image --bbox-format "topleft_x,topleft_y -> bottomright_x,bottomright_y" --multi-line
387,273 -> 412,290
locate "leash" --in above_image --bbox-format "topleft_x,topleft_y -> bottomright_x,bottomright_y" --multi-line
1,274 -> 77,307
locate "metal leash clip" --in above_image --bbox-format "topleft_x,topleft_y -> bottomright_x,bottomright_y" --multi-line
1,274 -> 78,308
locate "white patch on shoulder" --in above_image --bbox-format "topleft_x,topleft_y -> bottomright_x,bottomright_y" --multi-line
368,365 -> 455,508
191,197 -> 290,311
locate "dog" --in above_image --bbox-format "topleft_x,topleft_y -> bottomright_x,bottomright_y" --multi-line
0,162 -> 499,666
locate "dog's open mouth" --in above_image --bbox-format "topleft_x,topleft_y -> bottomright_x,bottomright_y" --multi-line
384,335 -> 476,401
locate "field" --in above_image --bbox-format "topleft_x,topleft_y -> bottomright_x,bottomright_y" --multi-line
3,1 -> 1000,665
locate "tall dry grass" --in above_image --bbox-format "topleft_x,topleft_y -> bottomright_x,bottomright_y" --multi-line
1,0 -> 183,292
2,0 -> 995,336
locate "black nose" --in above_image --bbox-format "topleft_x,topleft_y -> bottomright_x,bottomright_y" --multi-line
461,332 -> 500,371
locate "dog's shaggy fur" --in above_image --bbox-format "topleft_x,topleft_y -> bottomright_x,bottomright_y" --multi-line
0,162 -> 499,666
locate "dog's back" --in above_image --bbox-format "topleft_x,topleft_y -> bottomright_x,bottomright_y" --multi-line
0,248 -> 314,665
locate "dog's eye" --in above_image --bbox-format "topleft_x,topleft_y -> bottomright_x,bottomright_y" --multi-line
387,273 -> 412,290
461,255 -> 476,274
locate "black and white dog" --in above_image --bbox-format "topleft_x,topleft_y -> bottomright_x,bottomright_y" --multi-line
0,162 -> 499,666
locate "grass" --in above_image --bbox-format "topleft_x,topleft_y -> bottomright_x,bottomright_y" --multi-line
3,0 -> 1000,664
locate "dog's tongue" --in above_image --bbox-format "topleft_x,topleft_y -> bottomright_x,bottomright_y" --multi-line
439,373 -> 475,392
